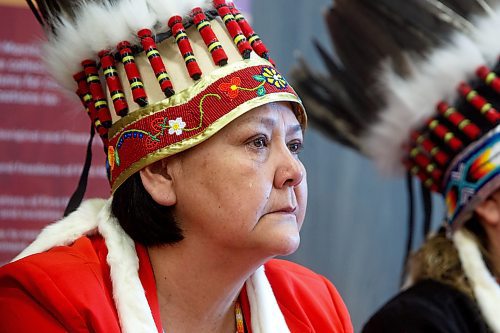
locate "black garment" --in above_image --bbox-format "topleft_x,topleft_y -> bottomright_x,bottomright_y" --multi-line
362,279 -> 490,333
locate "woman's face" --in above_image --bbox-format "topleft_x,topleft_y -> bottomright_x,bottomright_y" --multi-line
170,102 -> 307,258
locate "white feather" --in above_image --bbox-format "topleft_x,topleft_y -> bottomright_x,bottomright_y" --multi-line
76,2 -> 114,52
361,33 -> 485,174
146,0 -> 211,25
43,17 -> 94,90
469,5 -> 500,66
118,0 -> 157,34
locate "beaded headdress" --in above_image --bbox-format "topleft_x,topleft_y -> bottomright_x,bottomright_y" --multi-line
28,0 -> 305,194
293,0 -> 500,231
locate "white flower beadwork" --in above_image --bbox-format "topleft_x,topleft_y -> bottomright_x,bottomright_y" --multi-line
168,117 -> 186,136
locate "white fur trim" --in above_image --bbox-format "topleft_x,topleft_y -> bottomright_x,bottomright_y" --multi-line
12,198 -> 105,262
246,265 -> 291,333
453,229 -> 500,333
11,198 -> 290,332
362,33 -> 485,173
96,199 -> 158,333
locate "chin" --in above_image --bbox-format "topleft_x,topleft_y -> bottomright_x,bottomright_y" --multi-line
272,233 -> 301,257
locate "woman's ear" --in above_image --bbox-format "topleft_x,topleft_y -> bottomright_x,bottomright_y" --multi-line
140,158 -> 177,206
474,195 -> 500,228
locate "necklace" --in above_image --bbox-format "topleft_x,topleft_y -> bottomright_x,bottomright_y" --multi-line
235,300 -> 245,333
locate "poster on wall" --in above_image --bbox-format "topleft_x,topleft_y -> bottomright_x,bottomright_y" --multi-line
0,0 -> 254,264
0,1 -> 108,264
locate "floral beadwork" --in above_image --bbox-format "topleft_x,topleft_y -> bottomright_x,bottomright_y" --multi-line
218,67 -> 288,100
110,93 -> 220,170
108,146 -> 116,171
168,117 -> 186,135
218,77 -> 242,98
254,67 -> 288,89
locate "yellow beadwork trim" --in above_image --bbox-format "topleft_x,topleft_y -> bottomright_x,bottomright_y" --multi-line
458,119 -> 470,130
248,35 -> 259,44
233,34 -> 245,45
175,32 -> 188,42
104,68 -> 117,76
466,90 -> 477,101
111,92 -> 303,192
486,72 -> 496,84
223,14 -> 233,23
481,103 -> 492,114
443,107 -> 454,117
208,41 -> 222,52
157,72 -> 169,81
444,132 -> 454,142
130,81 -> 143,89
88,75 -> 99,82
184,55 -> 196,63
147,49 -> 160,58
111,92 -> 125,99
197,21 -> 210,30
122,55 -> 134,63
95,100 -> 107,108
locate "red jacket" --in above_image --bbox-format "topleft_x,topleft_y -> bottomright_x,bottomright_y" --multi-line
0,234 -> 352,332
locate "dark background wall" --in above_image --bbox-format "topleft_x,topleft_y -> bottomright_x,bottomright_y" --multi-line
251,1 -> 444,331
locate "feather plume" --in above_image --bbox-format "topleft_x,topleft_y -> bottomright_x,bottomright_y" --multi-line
292,0 -> 498,173
145,0 -> 212,29
29,0 -> 224,90
118,0 -> 156,34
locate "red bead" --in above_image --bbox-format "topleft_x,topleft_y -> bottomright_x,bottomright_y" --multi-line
82,59 -> 112,128
73,71 -> 109,145
117,41 -> 148,107
436,101 -> 481,140
228,2 -> 269,60
98,50 -> 128,117
213,0 -> 252,59
192,7 -> 228,66
168,16 -> 202,80
138,29 -> 175,97
458,82 -> 500,124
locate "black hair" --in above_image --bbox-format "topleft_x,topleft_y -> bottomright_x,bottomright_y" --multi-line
111,172 -> 184,246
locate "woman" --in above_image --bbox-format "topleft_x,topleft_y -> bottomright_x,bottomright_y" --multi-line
0,0 -> 352,332
293,0 -> 500,332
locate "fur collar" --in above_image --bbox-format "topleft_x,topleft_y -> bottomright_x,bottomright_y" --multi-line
453,229 -> 500,333
13,198 -> 290,333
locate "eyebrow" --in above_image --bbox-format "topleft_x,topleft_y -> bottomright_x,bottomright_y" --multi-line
287,124 -> 302,136
245,117 -> 302,135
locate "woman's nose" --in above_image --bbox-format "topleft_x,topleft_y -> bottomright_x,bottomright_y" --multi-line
274,148 -> 304,189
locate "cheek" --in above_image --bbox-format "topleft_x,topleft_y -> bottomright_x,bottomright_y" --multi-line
295,178 -> 308,230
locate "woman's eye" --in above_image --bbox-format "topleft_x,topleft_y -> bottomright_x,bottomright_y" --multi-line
252,137 -> 267,148
288,141 -> 303,154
